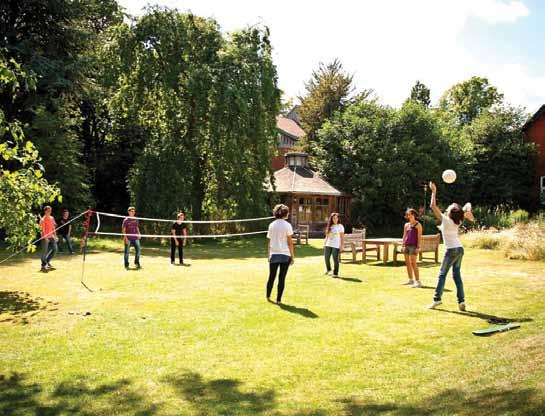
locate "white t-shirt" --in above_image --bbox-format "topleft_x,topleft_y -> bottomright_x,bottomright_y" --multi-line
267,219 -> 294,256
440,214 -> 462,249
325,224 -> 345,249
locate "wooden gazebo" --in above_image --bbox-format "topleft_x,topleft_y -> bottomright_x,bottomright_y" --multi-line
268,152 -> 351,236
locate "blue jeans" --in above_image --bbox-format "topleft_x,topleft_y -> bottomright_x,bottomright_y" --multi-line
434,247 -> 465,303
124,240 -> 141,267
324,246 -> 340,275
58,234 -> 74,254
41,238 -> 58,267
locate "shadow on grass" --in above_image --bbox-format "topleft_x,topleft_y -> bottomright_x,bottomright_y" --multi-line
278,302 -> 319,319
0,291 -> 58,325
164,371 -> 276,415
335,387 -> 545,416
434,308 -> 533,324
0,372 -> 159,415
2,372 -> 544,415
366,261 -> 439,269
418,285 -> 452,292
337,277 -> 362,283
83,237 -> 324,261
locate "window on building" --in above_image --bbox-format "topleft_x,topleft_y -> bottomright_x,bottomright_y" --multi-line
338,198 -> 345,215
314,197 -> 329,222
298,197 -> 312,222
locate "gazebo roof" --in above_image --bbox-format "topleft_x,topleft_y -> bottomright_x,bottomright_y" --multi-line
268,166 -> 344,196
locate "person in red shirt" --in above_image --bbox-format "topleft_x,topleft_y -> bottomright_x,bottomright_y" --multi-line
40,205 -> 58,272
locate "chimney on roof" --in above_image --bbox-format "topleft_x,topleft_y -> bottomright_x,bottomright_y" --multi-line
285,152 -> 308,168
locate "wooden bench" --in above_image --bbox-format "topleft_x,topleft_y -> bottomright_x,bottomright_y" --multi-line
293,224 -> 309,245
393,233 -> 440,265
340,228 -> 380,263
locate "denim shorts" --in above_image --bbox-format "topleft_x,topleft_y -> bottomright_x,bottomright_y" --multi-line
403,246 -> 418,256
269,254 -> 291,264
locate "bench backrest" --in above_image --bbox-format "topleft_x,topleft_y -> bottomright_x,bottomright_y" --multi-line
342,229 -> 365,250
296,224 -> 309,234
421,233 -> 440,251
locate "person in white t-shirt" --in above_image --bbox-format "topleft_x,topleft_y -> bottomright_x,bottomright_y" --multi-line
428,181 -> 475,311
266,204 -> 295,304
324,212 -> 344,278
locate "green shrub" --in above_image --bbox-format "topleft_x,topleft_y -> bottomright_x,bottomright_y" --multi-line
467,207 -> 529,230
509,209 -> 529,225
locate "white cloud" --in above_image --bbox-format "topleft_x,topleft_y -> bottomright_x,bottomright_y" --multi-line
469,0 -> 529,24
117,0 -> 544,111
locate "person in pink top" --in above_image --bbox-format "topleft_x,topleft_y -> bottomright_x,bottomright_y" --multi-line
39,205 -> 58,272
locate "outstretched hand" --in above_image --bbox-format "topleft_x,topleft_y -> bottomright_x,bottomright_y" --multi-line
429,181 -> 437,193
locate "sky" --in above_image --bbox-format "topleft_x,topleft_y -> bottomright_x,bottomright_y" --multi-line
117,0 -> 545,114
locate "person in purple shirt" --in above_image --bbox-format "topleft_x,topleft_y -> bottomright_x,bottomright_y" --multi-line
122,206 -> 141,269
401,208 -> 423,288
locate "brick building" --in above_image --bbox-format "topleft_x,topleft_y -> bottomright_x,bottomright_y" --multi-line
272,108 -> 306,171
522,105 -> 545,206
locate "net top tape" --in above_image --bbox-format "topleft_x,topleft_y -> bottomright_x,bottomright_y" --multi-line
94,231 -> 268,239
94,211 -> 273,224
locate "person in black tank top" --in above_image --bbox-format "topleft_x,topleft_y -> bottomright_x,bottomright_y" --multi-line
171,211 -> 188,265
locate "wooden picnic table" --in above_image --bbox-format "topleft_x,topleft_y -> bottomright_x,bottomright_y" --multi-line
363,238 -> 402,264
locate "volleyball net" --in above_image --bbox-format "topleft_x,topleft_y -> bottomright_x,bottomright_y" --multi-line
90,210 -> 273,240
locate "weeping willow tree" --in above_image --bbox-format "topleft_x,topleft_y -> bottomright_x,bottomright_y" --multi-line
105,7 -> 280,221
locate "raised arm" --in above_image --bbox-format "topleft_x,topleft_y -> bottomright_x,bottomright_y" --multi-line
429,181 -> 443,221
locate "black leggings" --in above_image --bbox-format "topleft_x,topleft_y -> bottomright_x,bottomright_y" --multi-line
170,238 -> 184,264
267,261 -> 290,302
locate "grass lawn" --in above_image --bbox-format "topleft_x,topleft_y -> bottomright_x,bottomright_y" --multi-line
1,237 -> 544,415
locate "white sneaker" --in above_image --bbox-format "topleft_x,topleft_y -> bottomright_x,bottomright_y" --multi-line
459,302 -> 466,311
428,301 -> 442,309
324,271 -> 332,276
332,274 -> 339,278
402,279 -> 414,285
412,280 -> 422,288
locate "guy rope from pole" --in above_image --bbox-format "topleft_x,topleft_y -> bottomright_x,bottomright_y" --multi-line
80,208 -> 94,292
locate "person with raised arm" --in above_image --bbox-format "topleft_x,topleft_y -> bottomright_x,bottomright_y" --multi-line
428,182 -> 474,310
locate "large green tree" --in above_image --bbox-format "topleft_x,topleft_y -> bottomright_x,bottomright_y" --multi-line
107,7 -> 280,220
407,80 -> 431,108
439,76 -> 504,125
461,106 -> 536,209
0,54 -> 60,249
315,99 -> 456,230
298,59 -> 355,153
0,0 -> 122,211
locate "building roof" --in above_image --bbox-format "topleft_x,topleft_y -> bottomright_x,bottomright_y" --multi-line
523,104 -> 545,131
276,116 -> 306,140
268,166 -> 344,196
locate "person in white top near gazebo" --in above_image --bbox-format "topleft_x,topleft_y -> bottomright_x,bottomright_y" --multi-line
324,212 -> 345,278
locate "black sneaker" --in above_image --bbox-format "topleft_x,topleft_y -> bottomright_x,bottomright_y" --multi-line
135,264 -> 141,270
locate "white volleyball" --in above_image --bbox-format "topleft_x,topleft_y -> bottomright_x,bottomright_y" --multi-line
442,169 -> 457,184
